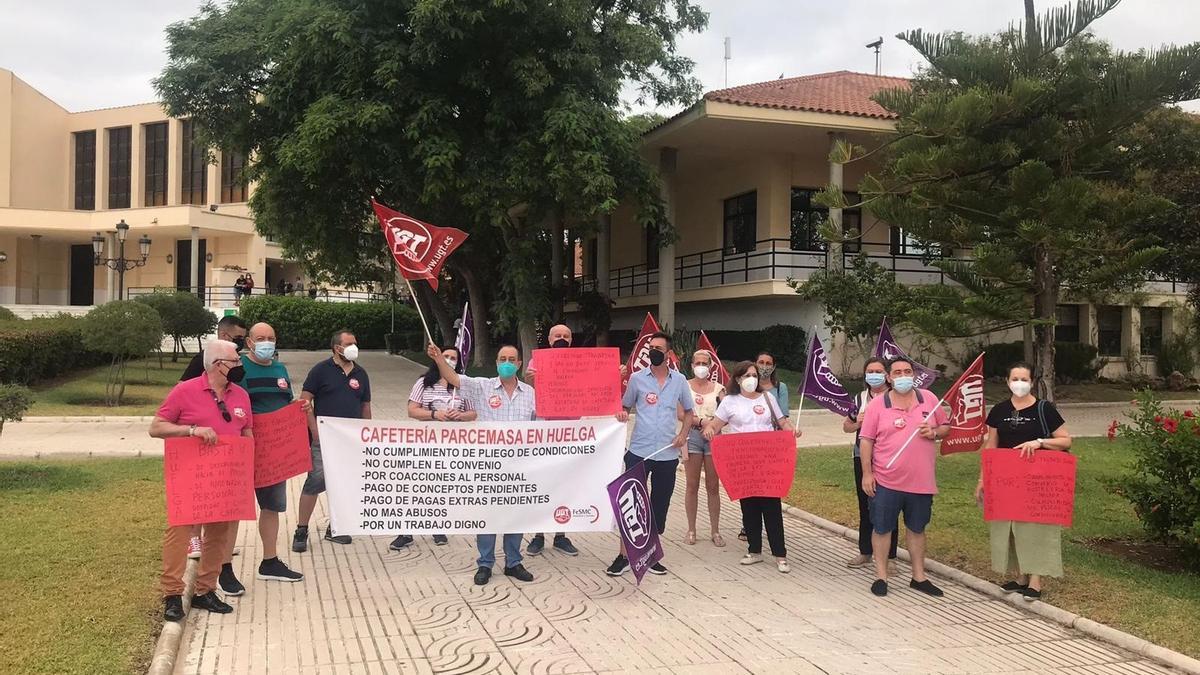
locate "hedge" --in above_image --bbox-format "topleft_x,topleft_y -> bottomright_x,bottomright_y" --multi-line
237,295 -> 422,350
972,340 -> 1101,382
0,316 -> 109,385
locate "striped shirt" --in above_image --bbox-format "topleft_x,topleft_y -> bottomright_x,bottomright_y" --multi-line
458,375 -> 536,422
239,354 -> 295,414
408,379 -> 474,413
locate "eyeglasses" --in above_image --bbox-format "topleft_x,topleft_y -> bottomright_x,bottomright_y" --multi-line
215,399 -> 232,423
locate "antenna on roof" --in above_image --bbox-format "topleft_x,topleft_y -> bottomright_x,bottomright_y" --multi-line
724,37 -> 732,87
866,37 -> 883,75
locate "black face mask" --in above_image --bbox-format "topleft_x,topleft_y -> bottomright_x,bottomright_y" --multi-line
231,335 -> 247,351
225,365 -> 246,384
648,349 -> 666,367
551,339 -> 570,349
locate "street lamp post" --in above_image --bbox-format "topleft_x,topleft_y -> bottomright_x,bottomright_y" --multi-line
93,219 -> 151,301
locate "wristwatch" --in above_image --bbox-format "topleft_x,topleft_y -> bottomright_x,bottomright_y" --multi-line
188,424 -> 196,437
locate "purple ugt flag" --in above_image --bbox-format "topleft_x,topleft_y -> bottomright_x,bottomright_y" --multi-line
801,333 -> 856,417
607,462 -> 663,585
454,301 -> 473,365
873,317 -> 939,388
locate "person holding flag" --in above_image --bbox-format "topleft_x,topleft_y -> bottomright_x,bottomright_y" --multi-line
858,356 -> 951,598
681,348 -> 726,547
975,362 -> 1072,602
842,357 -> 899,570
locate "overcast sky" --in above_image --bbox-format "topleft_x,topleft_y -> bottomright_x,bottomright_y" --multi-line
2,0 -> 1197,113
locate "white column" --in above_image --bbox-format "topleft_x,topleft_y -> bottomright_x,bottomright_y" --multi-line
131,125 -> 145,208
827,132 -> 845,273
190,226 -> 200,292
167,119 -> 183,206
31,235 -> 41,304
657,147 -> 677,331
596,214 -> 611,296
94,127 -> 107,210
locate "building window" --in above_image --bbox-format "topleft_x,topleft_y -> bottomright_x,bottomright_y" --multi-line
108,126 -> 132,209
1055,305 -> 1080,342
645,226 -> 659,271
220,150 -> 248,203
1141,307 -> 1163,357
723,191 -> 756,255
889,226 -> 943,257
144,122 -> 169,206
181,120 -> 207,205
790,188 -> 862,253
1097,306 -> 1122,357
73,130 -> 96,210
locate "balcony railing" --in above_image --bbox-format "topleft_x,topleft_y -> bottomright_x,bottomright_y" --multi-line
127,286 -> 391,307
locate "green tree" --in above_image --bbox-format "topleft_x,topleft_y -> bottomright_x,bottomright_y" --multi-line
831,0 -> 1200,400
81,302 -> 164,406
0,384 -> 33,437
155,0 -> 706,355
135,291 -> 218,361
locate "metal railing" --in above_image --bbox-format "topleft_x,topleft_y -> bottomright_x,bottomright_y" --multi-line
126,286 -> 392,307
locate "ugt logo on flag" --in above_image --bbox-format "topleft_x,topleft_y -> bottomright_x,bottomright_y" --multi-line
371,199 -> 468,291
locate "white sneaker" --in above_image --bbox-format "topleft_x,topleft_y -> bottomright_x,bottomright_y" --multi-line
777,559 -> 790,574
740,553 -> 763,565
187,536 -> 202,560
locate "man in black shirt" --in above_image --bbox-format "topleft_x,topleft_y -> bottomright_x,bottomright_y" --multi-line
179,316 -> 249,381
292,330 -> 372,552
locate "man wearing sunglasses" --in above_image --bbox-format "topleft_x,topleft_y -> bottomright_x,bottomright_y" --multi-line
150,340 -> 255,622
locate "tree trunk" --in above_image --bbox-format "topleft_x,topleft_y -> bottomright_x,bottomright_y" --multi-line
518,320 -> 537,367
550,218 -> 564,322
413,281 -> 454,346
1032,244 -> 1058,401
451,260 -> 492,367
1024,0 -> 1039,55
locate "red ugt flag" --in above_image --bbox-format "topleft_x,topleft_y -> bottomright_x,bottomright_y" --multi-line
622,313 -> 679,391
696,330 -> 730,388
941,353 -> 986,455
371,199 -> 468,291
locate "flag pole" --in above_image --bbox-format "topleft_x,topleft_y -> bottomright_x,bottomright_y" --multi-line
404,277 -> 436,346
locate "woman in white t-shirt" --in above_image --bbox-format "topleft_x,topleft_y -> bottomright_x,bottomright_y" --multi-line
703,361 -> 801,573
680,349 -> 726,547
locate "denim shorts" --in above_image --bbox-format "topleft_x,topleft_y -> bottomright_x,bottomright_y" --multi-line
255,480 -> 287,512
686,429 -> 711,455
301,444 -> 325,496
869,484 -> 933,535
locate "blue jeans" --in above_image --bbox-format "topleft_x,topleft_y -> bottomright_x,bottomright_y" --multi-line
476,534 -> 523,569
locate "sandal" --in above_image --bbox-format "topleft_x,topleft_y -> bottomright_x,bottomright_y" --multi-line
685,530 -> 697,545
711,532 -> 725,547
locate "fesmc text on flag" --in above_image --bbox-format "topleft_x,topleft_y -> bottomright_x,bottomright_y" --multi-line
696,330 -> 730,388
606,461 -> 663,585
800,333 -> 856,416
622,313 -> 679,390
873,317 -> 939,388
940,353 -> 987,454
455,301 -> 473,366
371,199 -> 468,291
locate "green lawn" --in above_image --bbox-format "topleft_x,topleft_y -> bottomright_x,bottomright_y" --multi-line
786,437 -> 1200,659
27,357 -> 190,416
0,458 -> 165,674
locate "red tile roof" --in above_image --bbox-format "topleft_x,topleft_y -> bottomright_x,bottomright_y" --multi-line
704,70 -> 910,119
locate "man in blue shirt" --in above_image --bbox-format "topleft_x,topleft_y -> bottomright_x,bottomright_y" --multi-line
606,331 -> 694,577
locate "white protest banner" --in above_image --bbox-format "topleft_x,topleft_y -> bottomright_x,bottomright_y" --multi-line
318,416 -> 625,536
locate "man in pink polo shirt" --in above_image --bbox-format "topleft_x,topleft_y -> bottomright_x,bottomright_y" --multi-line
859,356 -> 950,598
149,339 -> 254,622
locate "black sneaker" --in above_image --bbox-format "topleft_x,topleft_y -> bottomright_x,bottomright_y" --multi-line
527,534 -> 546,555
910,579 -> 944,597
552,535 -> 579,556
504,563 -> 534,582
389,535 -> 413,551
257,557 -> 303,582
324,527 -> 352,545
292,527 -> 308,553
433,535 -> 449,545
1000,581 -> 1028,593
164,595 -> 185,622
648,562 -> 668,575
219,563 -> 245,597
605,555 -> 629,576
191,590 -> 233,614
473,567 -> 492,586
1022,587 -> 1042,602
871,579 -> 888,596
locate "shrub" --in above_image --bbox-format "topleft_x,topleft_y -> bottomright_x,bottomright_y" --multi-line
135,291 -> 217,360
970,340 -> 1100,382
81,301 -> 164,406
1158,334 -> 1197,378
1107,391 -> 1200,570
0,315 -> 108,385
0,384 -> 34,436
238,295 -> 420,349
0,306 -> 17,321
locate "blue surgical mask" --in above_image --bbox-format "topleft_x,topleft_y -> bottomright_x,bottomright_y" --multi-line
892,376 -> 915,394
865,373 -> 886,388
497,362 -> 519,379
253,341 -> 276,361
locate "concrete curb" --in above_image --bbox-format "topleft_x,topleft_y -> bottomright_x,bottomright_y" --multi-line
147,558 -> 197,675
778,503 -> 1200,675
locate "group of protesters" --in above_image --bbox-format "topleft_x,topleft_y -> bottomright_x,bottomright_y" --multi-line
150,317 -> 1072,622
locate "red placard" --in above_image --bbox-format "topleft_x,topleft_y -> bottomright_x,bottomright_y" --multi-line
982,448 -> 1077,527
532,347 -> 622,418
164,436 -> 256,526
711,430 -> 797,501
253,401 -> 313,488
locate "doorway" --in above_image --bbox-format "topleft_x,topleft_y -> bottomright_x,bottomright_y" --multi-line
175,238 -> 208,302
69,244 -> 95,306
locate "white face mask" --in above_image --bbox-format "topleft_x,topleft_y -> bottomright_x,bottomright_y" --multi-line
445,358 -> 458,370
1009,380 -> 1032,397
341,344 -> 359,361
693,365 -> 710,380
740,376 -> 758,393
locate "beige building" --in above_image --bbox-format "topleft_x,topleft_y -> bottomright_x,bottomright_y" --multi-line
0,68 -> 307,313
577,71 -> 1191,378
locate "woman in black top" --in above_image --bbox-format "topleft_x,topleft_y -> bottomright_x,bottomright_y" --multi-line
974,362 -> 1072,601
